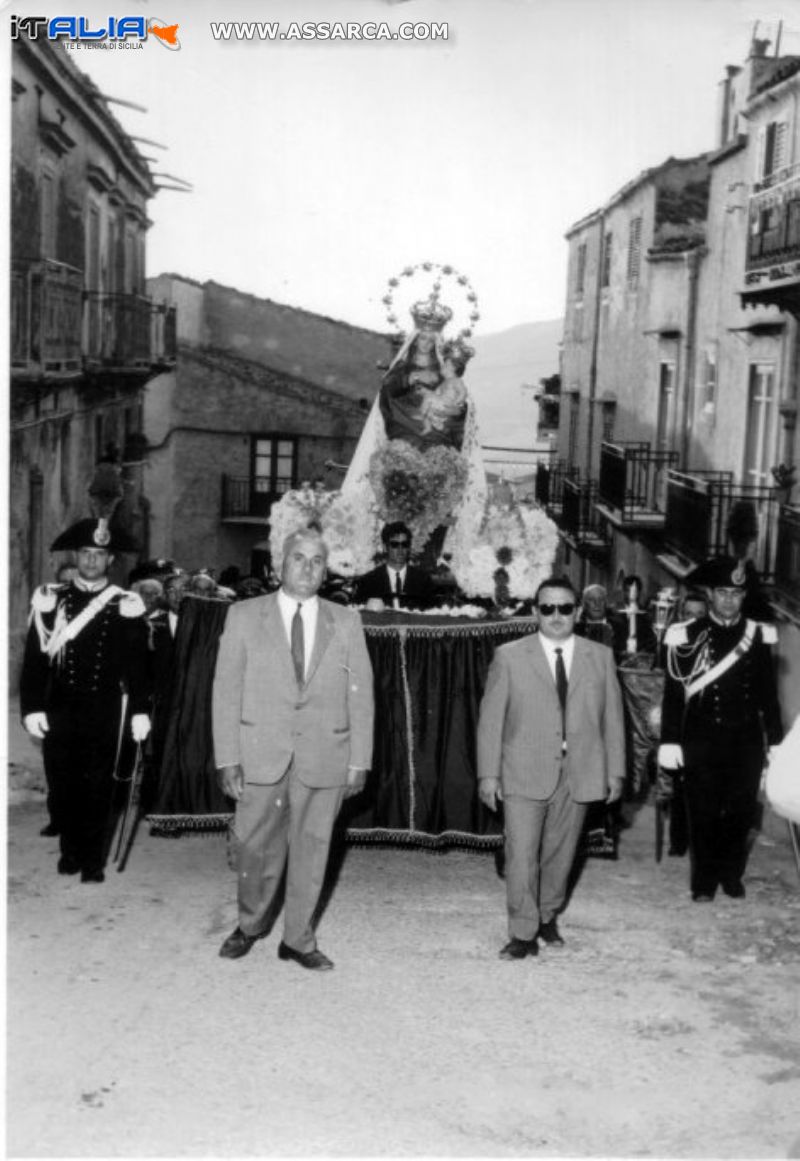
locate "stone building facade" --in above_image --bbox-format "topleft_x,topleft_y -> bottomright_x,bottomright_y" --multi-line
9,37 -> 176,681
547,36 -> 800,720
142,276 -> 391,575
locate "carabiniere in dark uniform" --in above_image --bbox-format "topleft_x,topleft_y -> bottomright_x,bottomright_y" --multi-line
659,555 -> 782,901
20,518 -> 151,883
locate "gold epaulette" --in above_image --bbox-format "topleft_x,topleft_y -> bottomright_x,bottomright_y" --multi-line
664,621 -> 690,647
117,590 -> 146,618
30,583 -> 64,614
759,622 -> 778,646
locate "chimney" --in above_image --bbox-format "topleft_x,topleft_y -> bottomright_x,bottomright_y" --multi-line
750,37 -> 771,59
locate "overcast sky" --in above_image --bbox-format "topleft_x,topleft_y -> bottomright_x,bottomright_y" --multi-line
7,0 -> 800,336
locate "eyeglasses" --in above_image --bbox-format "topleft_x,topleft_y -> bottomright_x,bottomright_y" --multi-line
388,540 -> 410,548
537,602 -> 576,616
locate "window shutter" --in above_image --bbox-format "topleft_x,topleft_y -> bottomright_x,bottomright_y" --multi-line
774,119 -> 788,173
756,125 -> 767,181
627,216 -> 642,286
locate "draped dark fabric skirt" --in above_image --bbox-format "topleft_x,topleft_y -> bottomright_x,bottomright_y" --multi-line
148,596 -> 233,831
144,606 -> 651,857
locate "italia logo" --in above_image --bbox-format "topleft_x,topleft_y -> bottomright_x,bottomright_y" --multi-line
10,15 -> 181,49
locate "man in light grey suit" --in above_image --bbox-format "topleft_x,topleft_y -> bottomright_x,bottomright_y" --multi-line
478,576 -> 625,960
212,529 -> 374,970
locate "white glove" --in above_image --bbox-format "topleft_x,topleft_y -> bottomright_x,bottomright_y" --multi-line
131,714 -> 151,743
23,712 -> 49,739
658,744 -> 684,770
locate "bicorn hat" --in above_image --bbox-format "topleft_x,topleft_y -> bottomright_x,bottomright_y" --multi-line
50,518 -> 139,554
686,555 -> 747,590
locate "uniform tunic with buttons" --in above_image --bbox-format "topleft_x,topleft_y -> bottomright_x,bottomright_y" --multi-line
660,614 -> 782,896
20,582 -> 150,873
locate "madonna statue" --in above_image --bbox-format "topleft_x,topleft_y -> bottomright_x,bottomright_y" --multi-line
379,299 -> 469,452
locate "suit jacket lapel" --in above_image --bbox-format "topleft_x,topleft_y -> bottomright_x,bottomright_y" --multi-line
568,636 -> 588,702
261,595 -> 296,687
306,601 -> 335,685
525,635 -> 560,706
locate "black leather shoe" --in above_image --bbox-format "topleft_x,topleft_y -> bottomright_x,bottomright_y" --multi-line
538,919 -> 565,947
692,892 -> 715,902
81,869 -> 105,883
498,937 -> 538,960
57,855 -> 81,875
219,927 -> 267,960
721,880 -> 746,899
277,941 -> 334,970
40,822 -> 60,837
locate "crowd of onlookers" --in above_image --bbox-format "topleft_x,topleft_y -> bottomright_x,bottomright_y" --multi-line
108,554 -> 713,664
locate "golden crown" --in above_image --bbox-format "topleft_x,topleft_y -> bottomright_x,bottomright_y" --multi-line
410,298 -> 453,332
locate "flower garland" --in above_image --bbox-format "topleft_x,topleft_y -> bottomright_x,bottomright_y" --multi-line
367,440 -> 468,547
268,485 -> 378,576
452,501 -> 559,600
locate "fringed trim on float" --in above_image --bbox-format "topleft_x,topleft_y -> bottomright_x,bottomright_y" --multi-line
146,813 -> 232,834
362,617 -> 536,639
344,826 -> 503,851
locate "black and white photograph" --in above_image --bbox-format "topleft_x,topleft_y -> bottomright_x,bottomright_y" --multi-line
5,0 -> 800,1155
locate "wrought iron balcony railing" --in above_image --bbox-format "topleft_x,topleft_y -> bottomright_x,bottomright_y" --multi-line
84,292 -> 152,369
662,469 -> 778,578
746,163 -> 800,271
221,474 -> 295,521
535,458 -> 578,519
561,477 -> 609,556
597,440 -> 679,526
774,504 -> 800,610
11,258 -> 177,378
11,258 -> 82,375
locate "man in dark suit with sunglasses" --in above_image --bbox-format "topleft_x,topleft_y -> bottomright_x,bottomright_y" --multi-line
352,521 -> 437,610
478,576 -> 625,959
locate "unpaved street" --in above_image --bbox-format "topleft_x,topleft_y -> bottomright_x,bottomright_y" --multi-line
6,724 -> 800,1158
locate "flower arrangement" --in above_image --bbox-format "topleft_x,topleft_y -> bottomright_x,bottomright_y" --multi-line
367,440 -> 468,547
321,492 -> 378,575
452,500 -> 559,601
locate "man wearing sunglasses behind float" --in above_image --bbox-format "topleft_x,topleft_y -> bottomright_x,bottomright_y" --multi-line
353,521 -> 437,610
477,575 -> 625,959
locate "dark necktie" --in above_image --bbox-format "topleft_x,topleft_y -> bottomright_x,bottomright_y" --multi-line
394,570 -> 402,596
554,647 -> 568,739
291,603 -> 305,686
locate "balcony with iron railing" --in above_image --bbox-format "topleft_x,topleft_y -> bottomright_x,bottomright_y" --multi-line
534,458 -> 578,522
11,258 -> 177,378
774,504 -> 800,612
221,474 -> 295,522
596,440 -> 679,528
746,162 -> 800,272
660,469 -> 779,579
561,477 -> 609,558
84,292 -> 152,369
11,258 -> 83,376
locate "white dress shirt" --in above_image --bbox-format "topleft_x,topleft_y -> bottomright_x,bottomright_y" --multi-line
386,565 -> 407,608
277,588 -> 318,676
538,633 -> 576,683
386,565 -> 407,590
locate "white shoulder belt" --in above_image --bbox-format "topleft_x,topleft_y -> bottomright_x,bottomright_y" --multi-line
685,619 -> 756,700
45,585 -> 122,659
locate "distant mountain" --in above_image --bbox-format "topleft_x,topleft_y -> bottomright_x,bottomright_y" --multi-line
468,319 -> 563,456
